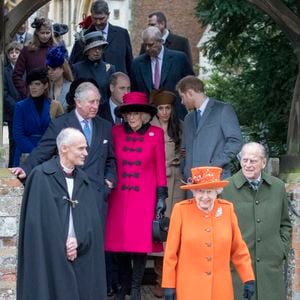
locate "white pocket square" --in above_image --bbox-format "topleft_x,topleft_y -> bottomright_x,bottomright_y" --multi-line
103,139 -> 108,144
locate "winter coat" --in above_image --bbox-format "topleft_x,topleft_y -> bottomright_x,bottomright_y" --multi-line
222,170 -> 292,300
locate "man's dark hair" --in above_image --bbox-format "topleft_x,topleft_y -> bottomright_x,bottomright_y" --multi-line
91,0 -> 109,15
148,11 -> 167,27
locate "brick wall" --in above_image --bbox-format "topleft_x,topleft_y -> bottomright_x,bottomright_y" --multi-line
130,0 -> 205,69
0,169 -> 23,300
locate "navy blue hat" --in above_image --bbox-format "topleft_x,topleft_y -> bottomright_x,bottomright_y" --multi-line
53,23 -> 69,37
46,45 -> 67,68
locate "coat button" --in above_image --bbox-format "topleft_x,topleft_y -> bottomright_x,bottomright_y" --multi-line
255,200 -> 259,205
206,256 -> 212,261
205,271 -> 212,275
257,238 -> 261,242
256,257 -> 260,262
205,228 -> 211,232
257,218 -> 261,223
204,214 -> 209,219
206,242 -> 212,247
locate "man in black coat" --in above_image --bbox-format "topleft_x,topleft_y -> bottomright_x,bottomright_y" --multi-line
131,26 -> 194,120
98,71 -> 131,123
17,128 -> 106,300
70,0 -> 133,75
12,82 -> 116,220
139,11 -> 193,66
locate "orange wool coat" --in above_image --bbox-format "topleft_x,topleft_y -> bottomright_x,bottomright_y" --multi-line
162,199 -> 255,300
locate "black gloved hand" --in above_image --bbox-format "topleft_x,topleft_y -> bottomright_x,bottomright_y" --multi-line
243,280 -> 256,300
164,288 -> 176,300
156,186 -> 168,217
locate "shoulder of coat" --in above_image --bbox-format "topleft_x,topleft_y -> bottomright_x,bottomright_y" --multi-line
216,198 -> 233,207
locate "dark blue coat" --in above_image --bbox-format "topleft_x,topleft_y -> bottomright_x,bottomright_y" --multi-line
13,97 -> 51,166
70,24 -> 133,75
130,48 -> 194,120
72,59 -> 115,104
3,64 -> 22,122
21,110 -> 116,219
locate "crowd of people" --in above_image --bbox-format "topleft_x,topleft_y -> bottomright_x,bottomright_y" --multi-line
4,1 -> 292,300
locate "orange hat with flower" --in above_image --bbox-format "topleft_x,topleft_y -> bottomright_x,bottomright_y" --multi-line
180,167 -> 229,190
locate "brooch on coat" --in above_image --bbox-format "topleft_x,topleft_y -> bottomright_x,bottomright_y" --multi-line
149,132 -> 154,137
215,207 -> 222,217
63,196 -> 79,208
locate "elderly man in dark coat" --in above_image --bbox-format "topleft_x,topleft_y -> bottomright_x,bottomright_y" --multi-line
222,142 -> 292,300
131,26 -> 194,120
17,128 -> 106,300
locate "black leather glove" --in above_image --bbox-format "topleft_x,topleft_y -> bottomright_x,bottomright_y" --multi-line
243,280 -> 256,300
164,288 -> 176,300
156,186 -> 168,217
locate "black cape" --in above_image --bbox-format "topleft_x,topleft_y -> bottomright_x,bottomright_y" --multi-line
17,157 -> 106,300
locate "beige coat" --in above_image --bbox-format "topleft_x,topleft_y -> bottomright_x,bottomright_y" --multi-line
151,117 -> 185,217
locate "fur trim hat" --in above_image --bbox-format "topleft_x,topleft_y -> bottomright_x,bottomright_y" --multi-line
26,67 -> 48,85
46,45 -> 67,68
150,89 -> 176,106
115,92 -> 157,118
180,167 -> 229,190
83,31 -> 108,54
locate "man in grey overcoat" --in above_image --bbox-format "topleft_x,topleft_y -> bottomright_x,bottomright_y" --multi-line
177,75 -> 243,180
222,142 -> 292,300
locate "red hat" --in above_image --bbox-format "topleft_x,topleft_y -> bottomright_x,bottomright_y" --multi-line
180,167 -> 229,190
115,92 -> 157,117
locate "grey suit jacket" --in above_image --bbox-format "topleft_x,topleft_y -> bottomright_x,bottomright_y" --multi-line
182,98 -> 243,179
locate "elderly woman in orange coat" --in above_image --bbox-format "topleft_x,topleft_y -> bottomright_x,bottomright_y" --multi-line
162,166 -> 255,300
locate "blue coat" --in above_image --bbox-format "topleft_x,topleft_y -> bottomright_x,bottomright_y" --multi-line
72,59 -> 115,104
182,98 -> 243,179
13,97 -> 51,166
70,24 -> 133,75
130,48 -> 194,120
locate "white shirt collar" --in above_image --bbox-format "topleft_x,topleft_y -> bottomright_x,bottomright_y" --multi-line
151,46 -> 164,61
198,97 -> 210,115
109,98 -> 118,121
75,109 -> 91,124
101,23 -> 109,35
162,29 -> 169,43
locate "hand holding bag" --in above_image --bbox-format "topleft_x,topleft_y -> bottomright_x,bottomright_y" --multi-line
152,214 -> 170,242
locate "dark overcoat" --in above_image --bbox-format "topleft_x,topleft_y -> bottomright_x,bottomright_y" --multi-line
17,157 -> 106,300
21,110 -> 116,219
72,59 -> 115,104
221,170 -> 292,300
69,24 -> 133,74
130,48 -> 194,120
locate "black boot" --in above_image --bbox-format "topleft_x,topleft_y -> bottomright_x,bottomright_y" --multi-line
130,254 -> 147,300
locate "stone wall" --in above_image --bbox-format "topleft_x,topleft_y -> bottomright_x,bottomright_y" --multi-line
0,169 -> 23,300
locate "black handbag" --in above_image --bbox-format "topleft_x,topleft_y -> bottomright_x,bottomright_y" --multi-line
152,215 -> 170,242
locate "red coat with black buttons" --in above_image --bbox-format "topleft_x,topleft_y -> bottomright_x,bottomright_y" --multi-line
105,124 -> 167,253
